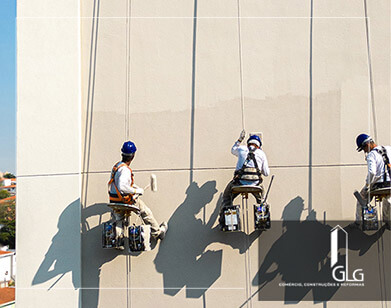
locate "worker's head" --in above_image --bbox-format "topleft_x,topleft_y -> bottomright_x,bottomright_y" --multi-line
247,135 -> 262,151
121,141 -> 137,163
356,133 -> 376,153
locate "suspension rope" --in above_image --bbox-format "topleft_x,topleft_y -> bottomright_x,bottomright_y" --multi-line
237,0 -> 245,130
363,5 -> 387,306
363,0 -> 377,141
125,4 -> 132,308
237,2 -> 252,306
125,0 -> 132,140
243,197 -> 253,308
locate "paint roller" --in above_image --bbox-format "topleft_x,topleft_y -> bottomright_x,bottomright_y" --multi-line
249,132 -> 263,140
144,174 -> 157,192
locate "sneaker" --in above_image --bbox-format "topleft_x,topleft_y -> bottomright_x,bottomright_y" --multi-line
158,222 -> 168,240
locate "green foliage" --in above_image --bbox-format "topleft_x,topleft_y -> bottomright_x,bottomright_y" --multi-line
0,202 -> 15,249
3,173 -> 15,179
0,190 -> 10,200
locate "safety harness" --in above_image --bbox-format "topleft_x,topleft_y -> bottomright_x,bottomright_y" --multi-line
373,146 -> 391,188
234,151 -> 263,184
108,162 -> 135,204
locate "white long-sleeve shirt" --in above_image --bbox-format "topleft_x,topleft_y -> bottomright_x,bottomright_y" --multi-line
366,145 -> 391,186
231,141 -> 269,184
109,163 -> 137,195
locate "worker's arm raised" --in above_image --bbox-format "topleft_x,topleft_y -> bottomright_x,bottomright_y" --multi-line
231,130 -> 245,156
231,141 -> 241,157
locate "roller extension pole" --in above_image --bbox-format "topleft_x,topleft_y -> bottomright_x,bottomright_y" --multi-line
263,175 -> 275,204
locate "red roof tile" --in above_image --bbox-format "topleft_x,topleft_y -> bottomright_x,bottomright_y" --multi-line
0,287 -> 15,305
0,185 -> 16,189
0,251 -> 13,255
0,196 -> 15,204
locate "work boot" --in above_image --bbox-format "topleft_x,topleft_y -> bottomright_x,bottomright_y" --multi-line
116,236 -> 125,251
348,221 -> 361,229
158,222 -> 168,240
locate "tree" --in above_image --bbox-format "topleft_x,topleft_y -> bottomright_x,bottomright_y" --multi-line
3,173 -> 15,179
0,201 -> 15,249
0,190 -> 10,200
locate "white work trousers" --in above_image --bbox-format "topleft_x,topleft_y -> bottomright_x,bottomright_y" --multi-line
113,198 -> 162,238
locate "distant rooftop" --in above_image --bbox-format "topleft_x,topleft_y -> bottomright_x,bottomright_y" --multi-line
0,252 -> 13,256
0,186 -> 15,190
0,197 -> 15,204
0,288 -> 15,305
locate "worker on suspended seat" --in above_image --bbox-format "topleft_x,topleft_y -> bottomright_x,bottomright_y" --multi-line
220,130 -> 270,214
353,133 -> 391,229
108,141 -> 168,240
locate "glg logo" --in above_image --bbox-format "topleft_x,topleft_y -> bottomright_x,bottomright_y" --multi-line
330,225 -> 364,282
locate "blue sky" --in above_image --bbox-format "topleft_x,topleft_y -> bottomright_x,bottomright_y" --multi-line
0,0 -> 16,174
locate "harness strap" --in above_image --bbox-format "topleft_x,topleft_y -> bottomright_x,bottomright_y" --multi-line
235,151 -> 262,183
242,152 -> 261,175
373,147 -> 391,183
108,162 -> 135,204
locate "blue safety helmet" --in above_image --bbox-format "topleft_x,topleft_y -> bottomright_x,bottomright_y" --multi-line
247,135 -> 262,148
356,133 -> 372,152
121,141 -> 137,156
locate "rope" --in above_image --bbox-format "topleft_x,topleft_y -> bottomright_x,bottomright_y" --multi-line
125,0 -> 132,140
364,3 -> 384,305
245,198 -> 253,308
375,201 -> 386,308
241,196 -> 253,308
363,0 -> 377,141
125,3 -> 132,308
237,1 -> 251,304
236,0 -> 245,130
242,197 -> 249,307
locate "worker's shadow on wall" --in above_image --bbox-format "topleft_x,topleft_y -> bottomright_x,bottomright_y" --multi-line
31,199 -> 82,291
80,202 -> 118,308
251,196 -> 386,304
31,199 -> 116,308
154,180 -> 262,298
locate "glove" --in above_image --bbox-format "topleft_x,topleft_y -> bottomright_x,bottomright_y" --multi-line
135,188 -> 144,195
238,129 -> 246,142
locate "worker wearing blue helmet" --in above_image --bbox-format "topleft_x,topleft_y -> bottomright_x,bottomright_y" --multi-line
108,141 -> 168,246
354,133 -> 391,229
220,130 -> 270,212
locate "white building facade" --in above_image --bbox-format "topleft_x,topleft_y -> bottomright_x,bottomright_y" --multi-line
17,0 -> 390,307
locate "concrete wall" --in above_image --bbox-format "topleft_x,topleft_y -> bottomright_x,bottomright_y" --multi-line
17,0 -> 389,307
80,0 -> 390,307
16,0 -> 81,307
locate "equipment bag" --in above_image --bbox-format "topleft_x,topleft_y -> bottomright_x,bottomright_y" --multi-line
254,203 -> 271,230
129,225 -> 151,252
362,206 -> 378,231
221,205 -> 241,232
102,221 -> 125,249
